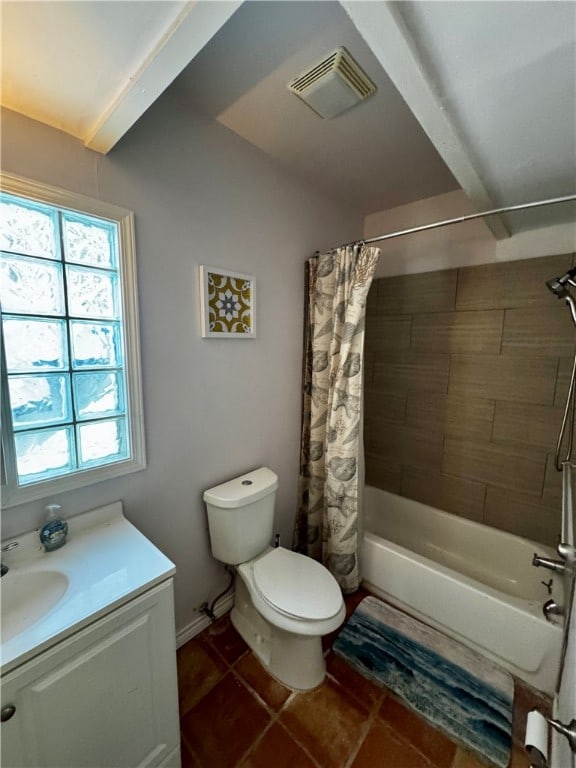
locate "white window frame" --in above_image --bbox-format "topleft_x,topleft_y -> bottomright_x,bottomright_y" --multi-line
1,172 -> 146,507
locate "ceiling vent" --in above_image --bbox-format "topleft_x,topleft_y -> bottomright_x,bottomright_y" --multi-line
288,47 -> 376,119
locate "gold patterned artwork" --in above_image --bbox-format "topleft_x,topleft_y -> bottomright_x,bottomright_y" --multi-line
199,266 -> 256,338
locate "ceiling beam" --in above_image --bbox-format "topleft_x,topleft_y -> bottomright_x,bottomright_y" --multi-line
341,0 -> 510,240
84,1 -> 243,154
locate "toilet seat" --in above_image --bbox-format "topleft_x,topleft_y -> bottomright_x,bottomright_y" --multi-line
252,548 -> 342,621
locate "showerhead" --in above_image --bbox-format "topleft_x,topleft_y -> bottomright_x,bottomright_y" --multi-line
547,277 -> 570,298
546,267 -> 576,298
547,266 -> 576,327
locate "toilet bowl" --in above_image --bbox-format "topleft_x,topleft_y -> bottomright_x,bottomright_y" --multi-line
203,467 -> 346,690
232,548 -> 345,690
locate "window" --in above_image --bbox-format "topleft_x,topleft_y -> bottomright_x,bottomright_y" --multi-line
1,173 -> 145,506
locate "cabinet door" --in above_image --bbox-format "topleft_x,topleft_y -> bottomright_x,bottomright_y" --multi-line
1,580 -> 180,768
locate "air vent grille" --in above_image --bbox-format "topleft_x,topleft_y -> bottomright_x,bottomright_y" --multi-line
288,47 -> 376,119
338,56 -> 374,98
290,52 -> 340,93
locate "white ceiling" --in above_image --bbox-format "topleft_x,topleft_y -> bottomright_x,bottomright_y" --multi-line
1,1 -> 185,137
0,1 -> 242,153
395,1 -> 576,232
1,0 -> 575,234
170,1 -> 458,215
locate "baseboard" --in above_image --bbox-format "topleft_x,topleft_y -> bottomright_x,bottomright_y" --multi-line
176,592 -> 235,649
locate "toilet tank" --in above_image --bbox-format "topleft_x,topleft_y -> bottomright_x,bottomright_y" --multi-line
203,467 -> 279,565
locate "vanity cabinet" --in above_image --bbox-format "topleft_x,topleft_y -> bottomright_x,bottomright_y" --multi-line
1,580 -> 180,768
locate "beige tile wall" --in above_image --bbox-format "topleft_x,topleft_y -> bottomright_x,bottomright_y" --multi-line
364,253 -> 576,546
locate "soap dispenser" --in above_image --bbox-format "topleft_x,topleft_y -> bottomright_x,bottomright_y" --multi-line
40,504 -> 68,552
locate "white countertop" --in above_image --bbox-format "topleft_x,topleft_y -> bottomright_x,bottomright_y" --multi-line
1,502 -> 175,675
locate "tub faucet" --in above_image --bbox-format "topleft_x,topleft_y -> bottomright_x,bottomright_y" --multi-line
532,553 -> 566,573
543,598 -> 564,624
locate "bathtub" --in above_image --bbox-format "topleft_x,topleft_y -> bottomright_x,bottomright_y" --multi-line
361,486 -> 564,695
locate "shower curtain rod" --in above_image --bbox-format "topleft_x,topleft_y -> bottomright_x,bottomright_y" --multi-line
332,193 -> 576,251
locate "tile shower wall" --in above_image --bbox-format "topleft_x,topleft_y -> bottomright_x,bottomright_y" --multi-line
364,253 -> 576,546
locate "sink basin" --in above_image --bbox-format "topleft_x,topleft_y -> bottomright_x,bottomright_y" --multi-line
1,570 -> 69,643
1,501 -> 176,676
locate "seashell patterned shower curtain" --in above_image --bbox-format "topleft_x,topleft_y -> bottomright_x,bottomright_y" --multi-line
294,244 -> 380,593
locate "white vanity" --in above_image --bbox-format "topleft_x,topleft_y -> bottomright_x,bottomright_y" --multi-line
1,502 -> 180,768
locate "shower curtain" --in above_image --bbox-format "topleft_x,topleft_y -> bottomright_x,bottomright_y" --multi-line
294,244 -> 380,593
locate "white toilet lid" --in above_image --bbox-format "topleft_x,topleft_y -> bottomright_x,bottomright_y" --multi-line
253,548 -> 343,621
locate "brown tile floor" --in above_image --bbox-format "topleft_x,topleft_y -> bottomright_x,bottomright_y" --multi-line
178,590 -> 543,768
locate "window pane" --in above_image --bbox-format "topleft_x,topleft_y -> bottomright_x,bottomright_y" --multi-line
3,316 -> 68,372
0,254 -> 65,315
63,212 -> 117,268
77,418 -> 128,467
0,196 -> 59,259
1,178 -> 144,505
73,372 -> 125,420
9,374 -> 72,429
66,265 -> 119,319
14,426 -> 75,484
70,320 -> 122,368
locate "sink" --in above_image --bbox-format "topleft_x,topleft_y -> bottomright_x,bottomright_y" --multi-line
1,569 -> 69,643
1,501 -> 176,676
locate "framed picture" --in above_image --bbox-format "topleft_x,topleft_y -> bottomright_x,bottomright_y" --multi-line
199,265 -> 257,339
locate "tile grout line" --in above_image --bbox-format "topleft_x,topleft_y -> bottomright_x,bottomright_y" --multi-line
181,604 -> 519,768
341,693 -> 385,768
229,654 -> 281,765
229,665 -> 325,768
180,726 -> 201,767
206,614 -> 333,766
272,719 -> 325,768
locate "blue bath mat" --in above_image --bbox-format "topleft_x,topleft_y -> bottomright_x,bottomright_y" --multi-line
333,596 -> 513,768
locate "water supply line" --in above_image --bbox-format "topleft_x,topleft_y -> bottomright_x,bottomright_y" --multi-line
199,565 -> 235,622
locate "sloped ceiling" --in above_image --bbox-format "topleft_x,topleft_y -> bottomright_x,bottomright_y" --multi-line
394,0 -> 576,232
1,1 -> 186,137
170,1 -> 459,215
1,0 -> 575,234
0,1 -> 242,153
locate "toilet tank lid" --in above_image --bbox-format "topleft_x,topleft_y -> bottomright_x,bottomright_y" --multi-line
203,467 -> 278,508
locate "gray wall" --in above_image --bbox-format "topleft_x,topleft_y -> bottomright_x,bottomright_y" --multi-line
364,253 -> 575,546
0,91 -> 363,632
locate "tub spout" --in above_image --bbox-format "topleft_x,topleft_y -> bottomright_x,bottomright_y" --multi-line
532,553 -> 566,573
543,598 -> 564,624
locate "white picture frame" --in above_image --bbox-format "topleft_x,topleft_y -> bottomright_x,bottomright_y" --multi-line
199,265 -> 257,339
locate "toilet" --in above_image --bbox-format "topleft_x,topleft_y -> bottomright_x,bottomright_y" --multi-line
203,467 -> 346,690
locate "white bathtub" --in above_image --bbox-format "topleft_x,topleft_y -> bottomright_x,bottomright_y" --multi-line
361,486 -> 564,695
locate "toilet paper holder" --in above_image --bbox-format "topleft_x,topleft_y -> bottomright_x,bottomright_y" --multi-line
544,715 -> 576,753
527,710 -> 576,767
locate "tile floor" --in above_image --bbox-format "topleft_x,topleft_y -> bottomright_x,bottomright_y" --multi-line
178,590 -> 547,768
